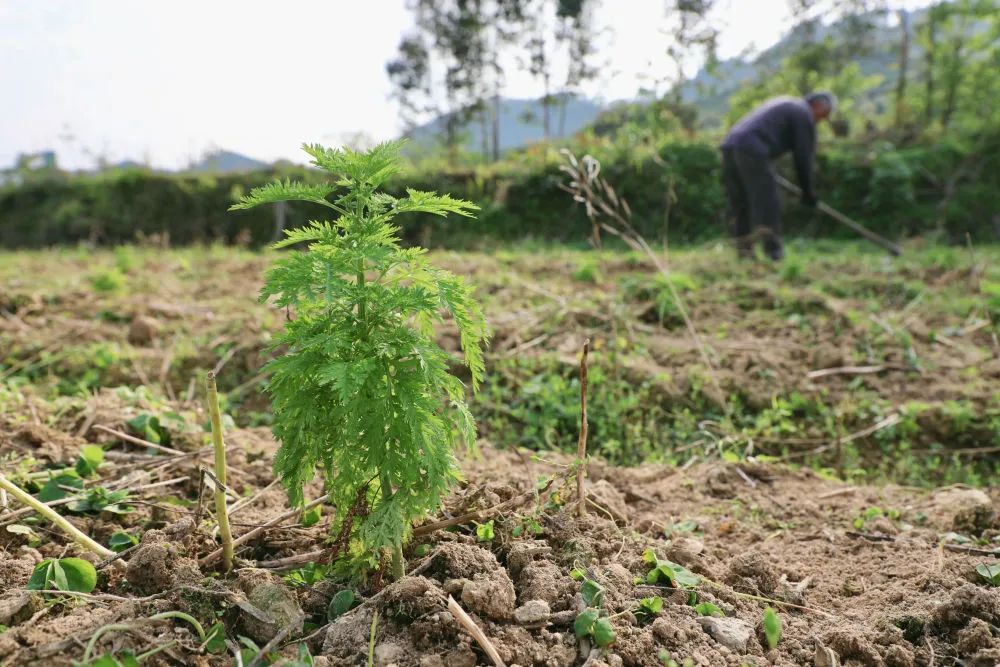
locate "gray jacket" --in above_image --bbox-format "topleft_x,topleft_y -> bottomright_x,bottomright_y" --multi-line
721,96 -> 816,197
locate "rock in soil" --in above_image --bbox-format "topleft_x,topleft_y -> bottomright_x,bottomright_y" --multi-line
513,599 -> 551,624
697,616 -> 752,652
236,568 -> 304,643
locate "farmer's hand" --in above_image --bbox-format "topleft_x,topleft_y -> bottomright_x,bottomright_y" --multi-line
802,191 -> 819,208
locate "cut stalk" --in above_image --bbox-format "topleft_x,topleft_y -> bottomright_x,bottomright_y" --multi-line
0,473 -> 114,559
206,372 -> 234,572
576,339 -> 590,518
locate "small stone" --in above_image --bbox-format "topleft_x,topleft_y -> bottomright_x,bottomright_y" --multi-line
237,569 -> 303,643
514,599 -> 551,624
667,537 -> 706,566
698,617 -> 752,652
374,642 -> 406,666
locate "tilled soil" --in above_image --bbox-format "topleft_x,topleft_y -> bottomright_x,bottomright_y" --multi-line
2,246 -> 1000,665
3,416 -> 1000,666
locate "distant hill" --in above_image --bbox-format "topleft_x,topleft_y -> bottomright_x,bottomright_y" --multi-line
404,8 -> 943,152
185,149 -> 269,174
404,95 -> 604,156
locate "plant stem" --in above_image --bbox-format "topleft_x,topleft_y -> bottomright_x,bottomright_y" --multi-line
577,339 -> 590,518
206,372 -> 234,572
83,611 -> 205,663
379,470 -> 405,580
367,612 -> 379,667
0,473 -> 114,559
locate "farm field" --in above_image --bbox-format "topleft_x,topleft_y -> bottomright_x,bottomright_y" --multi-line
3,242 -> 1000,666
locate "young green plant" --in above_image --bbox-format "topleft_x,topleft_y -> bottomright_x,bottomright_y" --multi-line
231,141 -> 487,578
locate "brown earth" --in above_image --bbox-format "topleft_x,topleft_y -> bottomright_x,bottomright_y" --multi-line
1,246 -> 999,665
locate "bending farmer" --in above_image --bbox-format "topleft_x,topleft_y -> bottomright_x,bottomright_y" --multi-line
720,92 -> 836,260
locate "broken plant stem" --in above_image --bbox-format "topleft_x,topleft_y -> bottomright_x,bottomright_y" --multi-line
577,338 -> 590,518
0,473 -> 115,559
448,595 -> 507,667
413,476 -> 558,537
368,612 -> 379,667
82,611 -> 206,664
206,372 -> 234,572
200,492 -> 331,566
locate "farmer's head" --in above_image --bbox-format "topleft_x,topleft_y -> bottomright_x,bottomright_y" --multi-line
805,91 -> 837,122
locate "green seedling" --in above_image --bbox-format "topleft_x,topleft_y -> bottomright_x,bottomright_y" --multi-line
635,596 -> 663,625
87,651 -> 139,667
108,531 -> 139,552
694,602 -> 725,617
658,651 -> 694,667
328,589 -> 356,621
643,549 -> 700,587
976,563 -> 1000,587
75,444 -> 105,477
69,487 -> 133,515
853,506 -> 900,530
231,141 -> 486,579
36,472 -> 83,502
126,413 -> 172,446
89,268 -> 125,293
762,606 -> 782,650
570,570 -> 615,647
204,622 -> 228,654
574,608 -> 616,648
510,516 -> 543,537
27,557 -> 97,594
475,519 -> 495,542
664,519 -> 702,537
284,562 -> 332,588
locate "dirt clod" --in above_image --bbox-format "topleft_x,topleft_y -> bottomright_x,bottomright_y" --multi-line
127,314 -> 161,345
724,551 -> 780,596
957,618 -> 996,656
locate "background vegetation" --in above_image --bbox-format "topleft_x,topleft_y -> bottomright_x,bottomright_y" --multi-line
2,0 -> 998,249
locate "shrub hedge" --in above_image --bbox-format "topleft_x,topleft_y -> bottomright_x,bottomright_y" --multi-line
2,132 -> 997,248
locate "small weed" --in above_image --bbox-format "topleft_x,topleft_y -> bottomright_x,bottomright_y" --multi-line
572,261 -> 603,284
976,563 -> 1000,587
27,557 -> 97,594
570,570 -> 616,648
475,520 -> 495,542
635,596 -> 663,625
89,268 -> 126,293
762,606 -> 781,649
69,487 -> 133,515
328,589 -> 356,621
694,601 -> 725,617
108,531 -> 139,552
853,506 -> 899,530
643,549 -> 700,587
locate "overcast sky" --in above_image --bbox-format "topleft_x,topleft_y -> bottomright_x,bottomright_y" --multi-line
0,1 -> 926,170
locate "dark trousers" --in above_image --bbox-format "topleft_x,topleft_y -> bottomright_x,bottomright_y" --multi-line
721,148 -> 783,259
